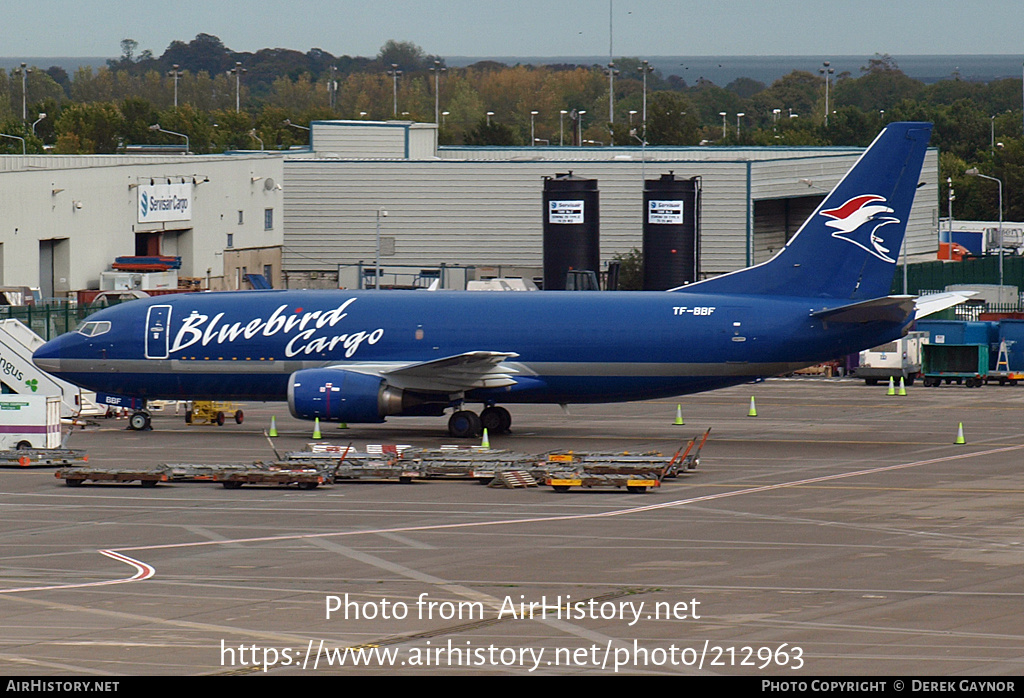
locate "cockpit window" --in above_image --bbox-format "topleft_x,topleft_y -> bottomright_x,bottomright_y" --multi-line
77,321 -> 111,337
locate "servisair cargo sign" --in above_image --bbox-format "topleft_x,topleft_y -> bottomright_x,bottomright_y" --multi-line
138,182 -> 192,223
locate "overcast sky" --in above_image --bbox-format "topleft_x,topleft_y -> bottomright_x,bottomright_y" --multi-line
3,0 -> 1023,59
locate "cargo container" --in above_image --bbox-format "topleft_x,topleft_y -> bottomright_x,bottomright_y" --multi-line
0,395 -> 62,449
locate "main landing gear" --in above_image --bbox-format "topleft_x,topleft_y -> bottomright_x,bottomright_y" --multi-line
447,405 -> 512,438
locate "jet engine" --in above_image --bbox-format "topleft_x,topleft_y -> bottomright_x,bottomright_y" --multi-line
287,368 -> 445,423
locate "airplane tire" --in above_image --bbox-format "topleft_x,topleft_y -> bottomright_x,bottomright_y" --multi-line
216,411 -> 225,426
448,410 -> 482,438
129,412 -> 149,431
480,406 -> 512,434
235,410 -> 244,424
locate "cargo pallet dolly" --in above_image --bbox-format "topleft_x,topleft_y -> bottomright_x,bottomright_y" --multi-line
185,401 -> 244,426
663,428 -> 711,478
543,453 -> 663,494
984,340 -> 1024,386
1,449 -> 88,467
57,466 -> 169,488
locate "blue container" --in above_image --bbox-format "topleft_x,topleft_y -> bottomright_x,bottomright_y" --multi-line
997,320 -> 1024,371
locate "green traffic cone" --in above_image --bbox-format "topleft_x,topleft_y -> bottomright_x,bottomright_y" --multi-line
747,396 -> 757,417
673,404 -> 684,425
954,422 -> 965,445
269,416 -> 278,437
481,428 -> 490,449
887,377 -> 896,396
898,377 -> 907,396
313,417 -> 322,440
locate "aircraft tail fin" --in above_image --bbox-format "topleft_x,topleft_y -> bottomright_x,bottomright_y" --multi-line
679,122 -> 933,301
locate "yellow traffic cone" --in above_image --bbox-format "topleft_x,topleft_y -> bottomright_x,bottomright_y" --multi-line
673,404 -> 684,425
313,417 -> 322,440
480,428 -> 490,449
747,396 -> 757,417
898,377 -> 907,396
954,422 -> 965,445
269,416 -> 278,437
887,377 -> 896,396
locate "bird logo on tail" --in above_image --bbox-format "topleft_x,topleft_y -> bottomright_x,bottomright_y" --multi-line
820,194 -> 900,264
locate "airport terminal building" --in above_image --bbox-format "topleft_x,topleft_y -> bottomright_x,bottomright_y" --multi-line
0,120 -> 939,296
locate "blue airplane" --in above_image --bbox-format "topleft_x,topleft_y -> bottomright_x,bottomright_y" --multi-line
35,122 -> 942,436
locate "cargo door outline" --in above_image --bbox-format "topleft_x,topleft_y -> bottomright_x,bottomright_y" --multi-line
145,305 -> 172,359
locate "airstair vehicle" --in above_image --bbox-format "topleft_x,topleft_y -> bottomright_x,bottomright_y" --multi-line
0,319 -> 103,419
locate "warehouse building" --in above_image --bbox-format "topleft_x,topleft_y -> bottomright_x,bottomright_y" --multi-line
282,120 -> 940,288
0,153 -> 284,299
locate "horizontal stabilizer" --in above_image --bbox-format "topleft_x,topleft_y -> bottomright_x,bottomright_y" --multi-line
810,296 -> 916,324
915,291 -> 976,319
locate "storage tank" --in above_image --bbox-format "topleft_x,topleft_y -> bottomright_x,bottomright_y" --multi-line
643,173 -> 700,290
542,172 -> 599,290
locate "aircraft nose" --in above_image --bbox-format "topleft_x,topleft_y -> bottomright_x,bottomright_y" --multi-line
32,334 -> 71,373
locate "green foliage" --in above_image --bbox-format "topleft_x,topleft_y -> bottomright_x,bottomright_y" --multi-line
612,248 -> 643,290
464,117 -> 520,146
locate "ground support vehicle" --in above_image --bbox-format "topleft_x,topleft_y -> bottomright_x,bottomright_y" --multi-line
921,344 -> 990,387
857,332 -> 927,386
185,401 -> 244,426
0,395 -> 62,450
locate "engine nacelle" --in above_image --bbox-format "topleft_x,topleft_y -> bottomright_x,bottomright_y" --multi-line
288,369 -> 394,423
287,368 -> 447,423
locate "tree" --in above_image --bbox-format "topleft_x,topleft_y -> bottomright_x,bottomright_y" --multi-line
645,91 -> 699,145
464,117 -> 519,145
377,40 -> 440,73
54,102 -> 123,153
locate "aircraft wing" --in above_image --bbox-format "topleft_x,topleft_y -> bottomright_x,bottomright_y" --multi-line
376,351 -> 520,393
810,296 -> 917,324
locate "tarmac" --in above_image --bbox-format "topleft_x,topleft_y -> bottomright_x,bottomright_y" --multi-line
1,377 -> 1023,676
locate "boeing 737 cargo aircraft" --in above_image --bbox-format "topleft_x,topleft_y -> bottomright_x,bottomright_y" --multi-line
35,122 -> 939,437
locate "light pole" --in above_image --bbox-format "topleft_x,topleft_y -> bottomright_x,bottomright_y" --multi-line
229,62 -> 245,112
441,111 -> 449,127
429,60 -> 446,124
736,112 -> 745,139
486,111 -> 494,127
168,64 -> 182,108
638,59 -> 654,143
560,110 -> 567,146
328,65 -> 338,111
375,208 -> 388,290
629,110 -> 637,125
577,110 -> 586,146
965,167 -> 1004,292
387,64 -> 402,117
819,61 -> 833,126
13,63 -> 30,121
719,112 -> 727,140
248,129 -> 263,151
148,123 -> 189,154
0,133 -> 26,155
530,110 -> 538,146
31,113 -> 46,136
605,62 -> 619,144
